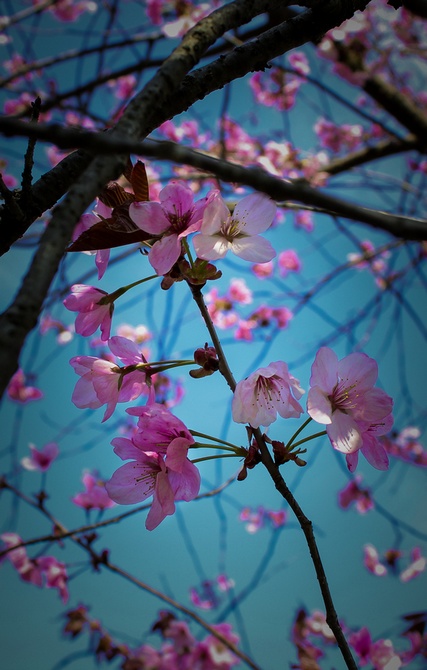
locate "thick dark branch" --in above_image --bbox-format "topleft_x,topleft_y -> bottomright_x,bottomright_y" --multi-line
1,121 -> 425,241
0,0 -> 286,399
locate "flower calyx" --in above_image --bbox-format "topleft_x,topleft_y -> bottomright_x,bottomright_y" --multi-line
237,442 -> 262,481
190,343 -> 219,379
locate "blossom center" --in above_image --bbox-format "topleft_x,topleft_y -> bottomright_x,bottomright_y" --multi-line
219,216 -> 245,241
330,379 -> 358,413
168,206 -> 191,233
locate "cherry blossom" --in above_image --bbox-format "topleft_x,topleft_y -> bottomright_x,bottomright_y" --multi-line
363,544 -> 388,577
63,284 -> 114,341
232,361 -> 304,429
106,434 -> 200,530
0,533 -> 68,602
7,369 -> 43,404
251,260 -> 274,279
69,336 -> 149,421
338,475 -> 374,513
307,347 -> 393,463
278,249 -> 302,276
194,191 -> 276,263
21,442 -> 59,472
399,547 -> 426,583
72,471 -> 116,511
72,200 -> 112,279
129,181 -> 207,275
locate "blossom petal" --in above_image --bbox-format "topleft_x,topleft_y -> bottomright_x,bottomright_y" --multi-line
233,193 -> 276,234
309,347 -> 338,392
129,201 -> 170,234
193,234 -> 230,260
338,352 -> 377,392
149,234 -> 181,275
307,386 -> 333,424
327,411 -> 362,453
360,438 -> 389,470
200,192 -> 230,235
105,461 -> 155,504
230,236 -> 276,263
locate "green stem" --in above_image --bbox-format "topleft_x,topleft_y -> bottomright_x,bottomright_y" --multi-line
104,274 -> 158,303
191,442 -> 242,454
291,431 -> 327,450
182,238 -> 195,269
286,416 -> 313,449
190,429 -> 240,449
191,454 -> 239,465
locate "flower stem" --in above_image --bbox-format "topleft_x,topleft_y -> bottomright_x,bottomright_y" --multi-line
107,274 -> 158,302
191,442 -> 243,454
190,429 -> 240,449
286,416 -> 312,449
191,454 -> 239,464
291,431 -> 327,449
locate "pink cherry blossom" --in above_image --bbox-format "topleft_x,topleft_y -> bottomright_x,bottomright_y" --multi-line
0,533 -> 42,586
252,261 -> 274,279
0,533 -> 68,601
307,347 -> 393,460
227,278 -> 252,304
72,471 -> 116,511
21,442 -> 59,472
129,181 -> 207,275
338,475 -> 374,513
345,413 -> 393,473
278,249 -> 302,276
40,315 -> 74,344
232,361 -> 304,429
7,368 -> 43,404
106,433 -> 200,530
63,284 -> 113,341
363,544 -> 387,577
69,336 -> 149,421
37,556 -> 69,603
193,191 -> 276,263
72,200 -> 112,279
126,401 -> 193,452
399,547 -> 426,583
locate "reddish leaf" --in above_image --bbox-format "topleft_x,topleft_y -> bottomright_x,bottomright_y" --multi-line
98,182 -> 134,208
67,205 -> 153,252
130,161 -> 149,202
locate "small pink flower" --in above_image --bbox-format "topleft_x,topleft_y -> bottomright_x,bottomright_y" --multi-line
232,361 -> 304,429
227,278 -> 252,305
129,181 -> 207,275
307,347 -> 393,461
63,284 -> 113,341
38,556 -> 69,603
7,369 -> 43,404
21,442 -> 59,472
252,261 -> 274,279
338,476 -> 374,513
106,405 -> 200,529
363,544 -> 387,577
400,547 -> 426,583
70,336 -> 149,421
106,441 -> 200,531
72,200 -> 112,279
0,533 -> 42,586
72,471 -> 116,511
278,249 -> 302,276
194,191 -> 276,263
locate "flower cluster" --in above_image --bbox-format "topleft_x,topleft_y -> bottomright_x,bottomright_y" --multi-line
307,347 -> 393,471
239,506 -> 287,533
106,402 -> 200,530
64,606 -> 241,669
189,573 -> 235,610
364,544 -> 426,583
0,533 -> 68,603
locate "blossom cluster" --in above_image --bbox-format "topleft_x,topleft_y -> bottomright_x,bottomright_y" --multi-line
106,402 -> 200,530
0,533 -> 68,603
364,544 -> 426,582
64,605 -> 240,669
